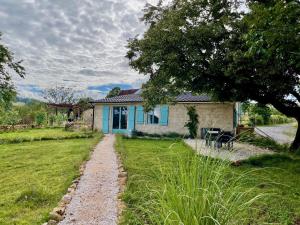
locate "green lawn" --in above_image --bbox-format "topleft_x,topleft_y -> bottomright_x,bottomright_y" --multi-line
0,129 -> 101,225
0,128 -> 93,144
116,136 -> 300,225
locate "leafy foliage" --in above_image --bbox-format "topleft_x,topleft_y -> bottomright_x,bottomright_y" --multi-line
35,111 -> 47,126
184,106 -> 199,138
106,87 -> 121,98
52,113 -> 67,126
0,108 -> 21,125
77,97 -> 93,111
0,33 -> 25,107
14,100 -> 47,125
127,0 -> 300,149
242,102 -> 293,126
131,130 -> 184,139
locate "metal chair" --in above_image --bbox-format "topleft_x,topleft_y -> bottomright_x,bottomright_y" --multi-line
216,131 -> 234,150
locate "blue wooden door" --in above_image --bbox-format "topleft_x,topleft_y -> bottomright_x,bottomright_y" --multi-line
102,105 -> 110,133
128,105 -> 135,132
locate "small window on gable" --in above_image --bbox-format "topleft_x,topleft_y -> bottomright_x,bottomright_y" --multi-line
147,106 -> 160,124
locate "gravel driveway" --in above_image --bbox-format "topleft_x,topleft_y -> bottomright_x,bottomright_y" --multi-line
58,134 -> 119,225
255,123 -> 296,144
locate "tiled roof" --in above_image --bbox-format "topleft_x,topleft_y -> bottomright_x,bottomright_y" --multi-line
91,91 -> 212,103
92,94 -> 143,103
118,89 -> 139,96
175,93 -> 212,102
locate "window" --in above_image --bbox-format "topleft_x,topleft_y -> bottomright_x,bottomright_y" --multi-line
112,106 -> 127,129
147,106 -> 160,124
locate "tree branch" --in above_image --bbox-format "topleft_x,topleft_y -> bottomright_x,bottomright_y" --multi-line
271,100 -> 300,119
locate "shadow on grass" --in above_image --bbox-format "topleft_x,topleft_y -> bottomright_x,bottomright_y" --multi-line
240,154 -> 299,167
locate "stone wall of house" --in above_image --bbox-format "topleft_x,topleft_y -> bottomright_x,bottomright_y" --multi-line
82,109 -> 93,125
135,103 -> 234,135
93,104 -> 103,131
93,102 -> 234,135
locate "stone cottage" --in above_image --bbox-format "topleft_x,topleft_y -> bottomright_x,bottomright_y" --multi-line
90,89 -> 240,136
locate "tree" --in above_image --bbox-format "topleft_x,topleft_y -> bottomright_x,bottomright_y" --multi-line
242,102 -> 272,125
127,0 -> 300,150
77,97 -> 93,111
0,32 -> 25,108
76,97 -> 93,118
106,87 -> 121,98
0,107 -> 21,125
43,86 -> 76,104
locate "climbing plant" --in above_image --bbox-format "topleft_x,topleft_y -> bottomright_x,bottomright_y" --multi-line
185,106 -> 199,138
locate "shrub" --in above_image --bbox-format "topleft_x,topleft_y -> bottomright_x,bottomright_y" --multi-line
0,109 -> 21,125
249,114 -> 264,126
14,101 -> 47,125
48,114 -> 55,126
35,111 -> 47,126
131,130 -> 184,139
54,113 -> 67,126
64,121 -> 74,131
270,115 -> 293,124
185,106 -> 199,138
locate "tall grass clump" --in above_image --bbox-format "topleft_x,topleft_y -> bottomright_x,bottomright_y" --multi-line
238,132 -> 289,152
142,155 -> 264,225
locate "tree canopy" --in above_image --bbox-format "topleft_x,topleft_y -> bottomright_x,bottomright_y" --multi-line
0,32 -> 25,108
77,97 -> 93,111
106,87 -> 121,98
43,86 -> 76,104
127,0 -> 300,150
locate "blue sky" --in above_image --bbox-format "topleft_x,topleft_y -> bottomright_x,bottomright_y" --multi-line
0,0 -> 156,100
87,84 -> 133,92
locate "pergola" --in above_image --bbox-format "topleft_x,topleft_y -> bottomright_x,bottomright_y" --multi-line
47,103 -> 81,120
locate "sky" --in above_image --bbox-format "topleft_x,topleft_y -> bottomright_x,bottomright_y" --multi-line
0,0 -> 158,100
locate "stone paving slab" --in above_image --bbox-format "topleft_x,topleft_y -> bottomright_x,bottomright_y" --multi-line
184,139 -> 274,162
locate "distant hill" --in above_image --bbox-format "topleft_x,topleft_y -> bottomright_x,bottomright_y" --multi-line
15,97 -> 44,105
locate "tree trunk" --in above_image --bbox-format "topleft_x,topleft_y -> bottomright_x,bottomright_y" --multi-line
291,119 -> 300,151
269,101 -> 300,151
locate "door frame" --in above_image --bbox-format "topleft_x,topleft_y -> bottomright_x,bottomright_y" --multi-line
112,106 -> 128,134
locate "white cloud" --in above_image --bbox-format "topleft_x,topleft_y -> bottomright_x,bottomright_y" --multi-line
0,0 -> 158,99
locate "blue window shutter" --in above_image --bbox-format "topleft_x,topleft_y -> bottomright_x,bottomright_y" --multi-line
136,105 -> 144,124
128,105 -> 135,131
102,105 -> 110,133
160,105 -> 169,126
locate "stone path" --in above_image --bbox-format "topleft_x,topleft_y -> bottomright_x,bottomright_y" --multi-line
256,123 -> 296,144
185,139 -> 273,162
58,134 -> 119,225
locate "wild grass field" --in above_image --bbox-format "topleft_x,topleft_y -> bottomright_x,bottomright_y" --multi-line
0,128 -> 101,225
116,136 -> 300,225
